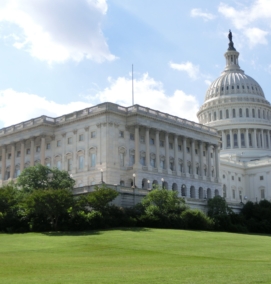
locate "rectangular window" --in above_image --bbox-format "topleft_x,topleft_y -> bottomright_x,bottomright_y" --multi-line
26,148 -> 30,155
46,143 -> 51,150
232,109 -> 236,118
78,156 -> 84,170
119,131 -> 124,138
91,131 -> 96,138
249,133 -> 252,147
130,133 -> 134,140
169,142 -> 173,149
8,153 -> 11,159
150,158 -> 156,168
178,145 -> 181,151
79,134 -> 84,141
220,110 -> 223,119
170,162 -> 174,171
129,154 -> 135,166
195,149 -> 198,155
140,156 -> 146,166
232,176 -> 234,180
67,137 -> 72,144
160,160 -> 165,169
36,146 -> 40,153
68,159 -> 72,171
57,140 -> 61,147
232,189 -> 236,199
261,189 -> 265,199
140,135 -> 145,143
186,147 -> 190,153
57,161 -> 62,170
203,151 -> 206,156
17,151 -> 21,157
260,176 -> 264,180
238,177 -> 241,182
150,138 -> 155,145
91,153 -> 96,167
159,140 -> 164,147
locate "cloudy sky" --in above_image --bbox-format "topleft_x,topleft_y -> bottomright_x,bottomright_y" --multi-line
0,0 -> 270,128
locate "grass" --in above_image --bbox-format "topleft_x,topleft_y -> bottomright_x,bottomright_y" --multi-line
0,228 -> 271,284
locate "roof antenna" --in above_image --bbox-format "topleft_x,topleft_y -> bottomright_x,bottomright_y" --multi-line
132,64 -> 134,105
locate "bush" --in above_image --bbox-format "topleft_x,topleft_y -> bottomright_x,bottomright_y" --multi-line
181,209 -> 214,231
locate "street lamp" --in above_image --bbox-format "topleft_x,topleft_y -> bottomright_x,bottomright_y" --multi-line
132,173 -> 136,188
147,180 -> 150,190
161,178 -> 164,189
100,169 -> 104,184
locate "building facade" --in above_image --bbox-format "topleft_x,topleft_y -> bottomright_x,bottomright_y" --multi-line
0,103 -> 221,200
197,34 -> 271,204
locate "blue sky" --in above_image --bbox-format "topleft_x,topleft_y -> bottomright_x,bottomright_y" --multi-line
0,0 -> 270,127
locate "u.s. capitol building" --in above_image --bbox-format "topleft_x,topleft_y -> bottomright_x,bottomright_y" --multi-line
0,33 -> 270,206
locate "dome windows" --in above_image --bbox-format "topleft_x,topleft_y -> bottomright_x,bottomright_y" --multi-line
242,85 -> 245,89
239,108 -> 242,117
237,85 -> 239,89
232,109 -> 236,118
226,109 -> 229,118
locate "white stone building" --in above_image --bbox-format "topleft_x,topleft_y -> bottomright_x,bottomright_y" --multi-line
197,34 -> 271,204
0,103 -> 221,202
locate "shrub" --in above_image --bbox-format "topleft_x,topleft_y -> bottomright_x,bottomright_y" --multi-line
181,209 -> 214,231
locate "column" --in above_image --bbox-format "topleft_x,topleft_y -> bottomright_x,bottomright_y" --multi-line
253,129 -> 257,148
145,128 -> 150,168
174,135 -> 178,173
261,129 -> 264,148
40,136 -> 46,165
30,138 -> 35,166
61,133 -> 66,170
246,129 -> 249,148
155,130 -> 160,170
207,143 -> 211,179
134,125 -> 140,168
237,129 -> 241,148
214,145 -> 220,181
268,130 -> 271,149
10,144 -> 15,179
72,130 -> 77,173
165,132 -> 169,172
222,131 -> 226,150
199,141 -> 203,177
230,129 -> 233,149
84,127 -> 89,171
191,139 -> 195,176
20,140 -> 25,174
183,137 -> 187,175
1,146 -> 6,180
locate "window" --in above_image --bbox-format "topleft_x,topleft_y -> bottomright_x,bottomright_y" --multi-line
150,138 -> 155,145
68,158 -> 72,171
140,136 -> 145,143
129,154 -> 135,166
252,109 -> 255,118
226,109 -> 229,118
246,108 -> 249,117
17,151 -> 21,157
57,161 -> 62,170
234,133 -> 238,147
223,174 -> 225,179
178,145 -> 181,151
223,185 -> 227,198
179,164 -> 183,172
160,160 -> 165,169
232,176 -> 234,181
26,148 -> 30,155
232,109 -> 236,118
186,147 -> 190,153
91,131 -> 96,138
78,156 -> 84,170
208,113 -> 211,122
260,176 -> 264,180
36,146 -> 40,153
159,140 -> 164,147
91,153 -> 96,167
195,149 -> 198,155
214,112 -> 217,121
170,162 -> 174,171
46,143 -> 51,150
239,108 -> 242,117
261,189 -> 265,199
203,151 -> 206,156
241,133 -> 245,147
130,133 -> 134,140
46,162 -> 51,168
220,110 -> 223,119
57,140 -> 61,147
150,158 -> 156,168
249,133 -> 252,147
79,134 -> 84,141
232,189 -> 236,199
238,177 -> 241,182
67,137 -> 72,144
227,134 -> 231,148
140,156 -> 146,166
169,143 -> 173,149
120,153 -> 124,167
0,156 -> 1,161
119,131 -> 124,138
15,169 -> 20,178
258,109 -> 261,118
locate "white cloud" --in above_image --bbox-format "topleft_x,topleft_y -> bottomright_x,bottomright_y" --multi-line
169,61 -> 200,80
0,0 -> 116,63
204,80 -> 212,86
190,8 -> 216,21
218,1 -> 271,47
0,89 -> 91,127
86,73 -> 200,122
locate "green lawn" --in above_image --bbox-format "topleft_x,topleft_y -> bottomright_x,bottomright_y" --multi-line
0,228 -> 271,284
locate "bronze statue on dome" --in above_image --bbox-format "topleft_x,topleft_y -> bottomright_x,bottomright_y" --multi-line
228,30 -> 232,43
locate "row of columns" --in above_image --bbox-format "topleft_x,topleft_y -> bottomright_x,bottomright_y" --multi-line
133,126 -> 220,180
221,128 -> 271,150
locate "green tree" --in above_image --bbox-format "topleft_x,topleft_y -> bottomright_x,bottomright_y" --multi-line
207,195 -> 232,218
17,164 -> 75,193
25,189 -> 74,230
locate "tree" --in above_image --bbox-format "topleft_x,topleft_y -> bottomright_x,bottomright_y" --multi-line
25,189 -> 74,230
207,196 -> 232,218
17,165 -> 75,193
83,185 -> 119,213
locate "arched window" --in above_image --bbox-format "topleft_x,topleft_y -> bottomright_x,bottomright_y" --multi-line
252,109 -> 255,117
232,109 -> 236,118
239,108 -> 242,117
246,108 -> 249,117
220,110 -> 223,119
258,109 -> 261,118
226,109 -> 229,118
